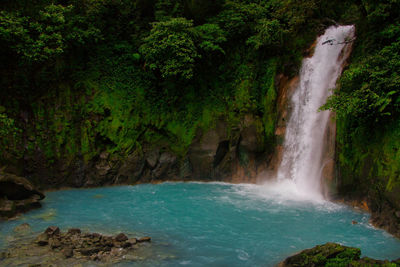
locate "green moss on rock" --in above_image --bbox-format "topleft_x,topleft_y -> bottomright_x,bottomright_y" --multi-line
280,243 -> 399,267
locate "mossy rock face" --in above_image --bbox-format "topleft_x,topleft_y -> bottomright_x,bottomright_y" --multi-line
280,243 -> 360,266
279,243 -> 400,267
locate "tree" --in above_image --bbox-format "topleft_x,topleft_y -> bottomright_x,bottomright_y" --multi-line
139,18 -> 226,80
0,3 -> 101,63
246,19 -> 288,50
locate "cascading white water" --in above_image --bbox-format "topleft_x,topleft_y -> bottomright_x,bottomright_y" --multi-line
276,25 -> 355,200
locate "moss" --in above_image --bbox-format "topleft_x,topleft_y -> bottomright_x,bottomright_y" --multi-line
283,243 -> 362,267
337,118 -> 400,208
261,58 -> 278,149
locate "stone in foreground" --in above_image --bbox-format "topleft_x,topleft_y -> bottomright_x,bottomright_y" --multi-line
0,226 -> 152,266
278,242 -> 399,266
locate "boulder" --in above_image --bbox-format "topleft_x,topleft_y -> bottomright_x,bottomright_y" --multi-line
138,236 -> 151,243
36,233 -> 49,246
45,226 -> 60,236
49,238 -> 62,249
0,172 -> 45,219
3,226 -> 152,265
279,243 -> 399,267
13,223 -> 31,234
279,242 -> 360,266
0,199 -> 15,218
0,173 -> 44,200
78,247 -> 100,256
127,238 -> 137,245
67,228 -> 81,235
62,248 -> 73,258
114,233 -> 128,242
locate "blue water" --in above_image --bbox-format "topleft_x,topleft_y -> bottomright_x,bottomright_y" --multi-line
1,182 -> 400,266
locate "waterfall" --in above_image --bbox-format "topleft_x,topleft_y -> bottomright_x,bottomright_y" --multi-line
276,25 -> 355,200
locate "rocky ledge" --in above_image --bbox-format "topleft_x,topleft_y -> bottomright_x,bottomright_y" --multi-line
0,172 -> 45,219
278,242 -> 400,267
0,225 -> 151,266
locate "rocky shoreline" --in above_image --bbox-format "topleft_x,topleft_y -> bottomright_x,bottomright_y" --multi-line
334,196 -> 400,239
0,225 -> 152,266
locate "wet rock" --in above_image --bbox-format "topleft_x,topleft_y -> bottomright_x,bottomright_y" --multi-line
352,220 -> 358,224
110,247 -> 123,257
62,248 -> 73,258
278,243 -> 397,266
78,247 -> 100,256
20,226 -> 153,264
188,129 -> 220,179
0,172 -> 45,219
127,238 -> 137,245
2,226 -> 153,265
45,226 -> 60,236
152,152 -> 177,179
0,172 -> 45,200
67,228 -> 81,235
0,199 -> 15,218
121,241 -> 131,248
49,238 -> 61,249
145,148 -> 160,169
113,241 -> 123,248
138,236 -> 151,243
115,233 -> 128,242
279,242 -> 360,266
36,233 -> 49,246
117,150 -> 146,183
14,223 -> 31,233
89,254 -> 99,261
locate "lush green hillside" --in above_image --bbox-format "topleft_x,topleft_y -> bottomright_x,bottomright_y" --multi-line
0,0 -> 399,233
321,0 -> 400,236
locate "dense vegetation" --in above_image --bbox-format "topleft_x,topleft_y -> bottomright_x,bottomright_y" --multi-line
321,0 -> 400,218
0,0 -> 351,169
0,0 -> 399,225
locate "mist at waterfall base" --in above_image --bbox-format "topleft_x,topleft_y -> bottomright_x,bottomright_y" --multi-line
1,183 -> 400,266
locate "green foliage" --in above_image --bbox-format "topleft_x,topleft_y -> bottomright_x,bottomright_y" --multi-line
246,19 -> 288,50
140,17 -> 199,79
323,0 -> 400,210
216,1 -> 267,39
0,111 -> 21,159
0,4 -> 101,62
0,113 -> 15,138
1,0 -> 397,200
139,18 -> 226,79
321,29 -> 400,125
155,0 -> 184,21
194,23 -> 226,54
